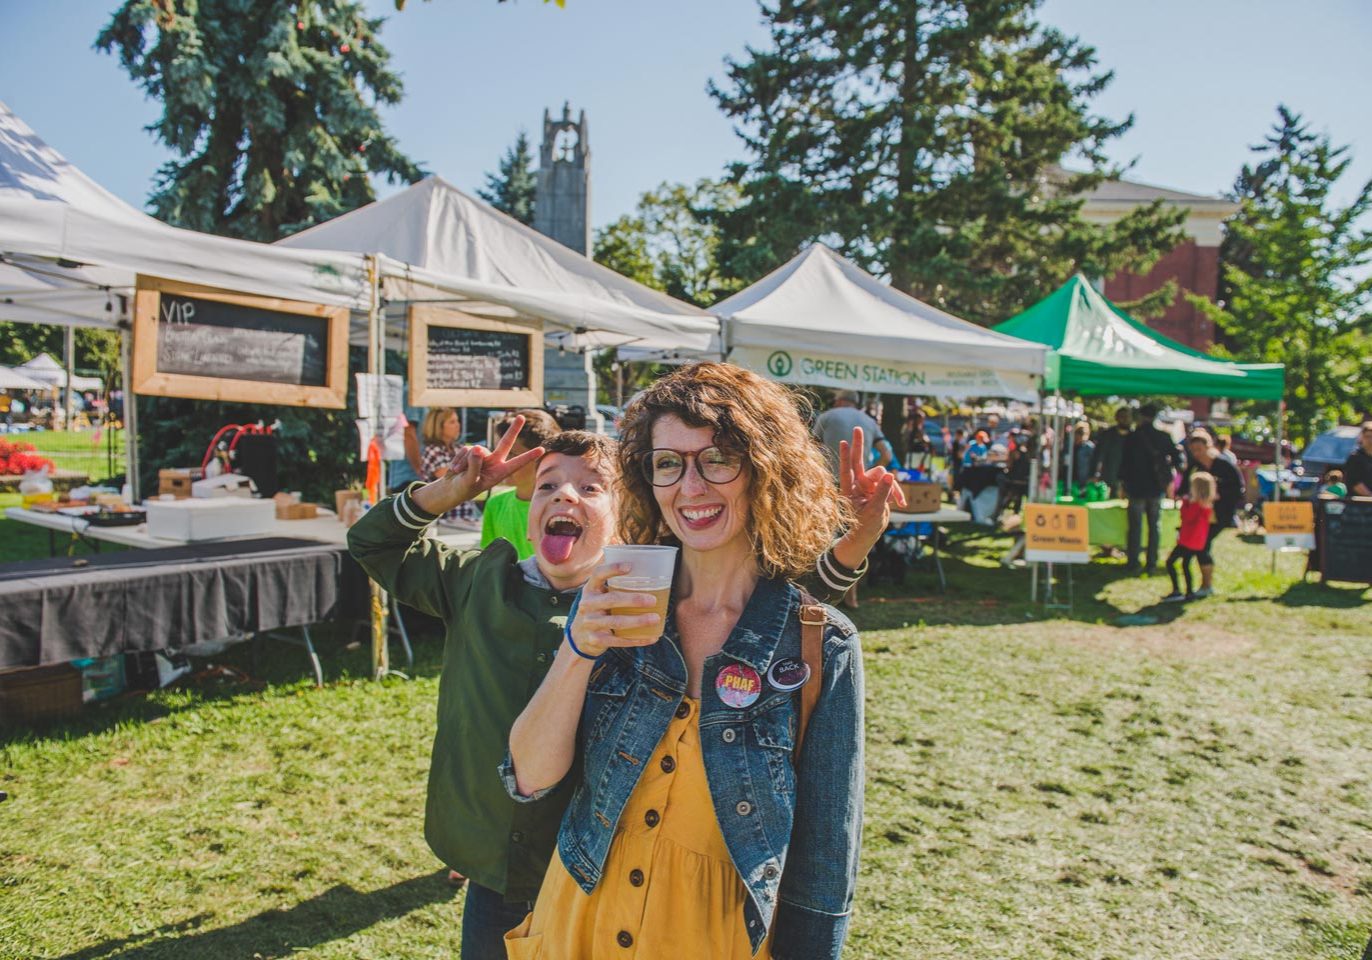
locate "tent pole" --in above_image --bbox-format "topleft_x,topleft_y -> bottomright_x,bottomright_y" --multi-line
1029,393 -> 1042,604
63,325 -> 75,430
1272,398 -> 1285,574
366,255 -> 390,681
584,349 -> 605,434
118,296 -> 139,503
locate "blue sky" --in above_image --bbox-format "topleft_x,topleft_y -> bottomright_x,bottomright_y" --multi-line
2,0 -> 1369,230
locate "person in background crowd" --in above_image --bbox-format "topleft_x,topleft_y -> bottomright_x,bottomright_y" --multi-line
1182,430 -> 1245,597
1068,421 -> 1094,492
1121,404 -> 1181,573
949,427 -> 967,488
1319,469 -> 1348,498
504,362 -> 894,960
0,392 -> 10,425
1091,406 -> 1133,497
813,390 -> 891,474
420,408 -> 477,527
1215,435 -> 1239,466
902,409 -> 931,470
480,409 -> 563,561
963,430 -> 990,466
1342,422 -> 1372,497
387,392 -> 425,495
993,418 -> 1038,524
1163,471 -> 1216,603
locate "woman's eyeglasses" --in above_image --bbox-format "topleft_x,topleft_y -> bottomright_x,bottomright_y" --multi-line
644,447 -> 744,487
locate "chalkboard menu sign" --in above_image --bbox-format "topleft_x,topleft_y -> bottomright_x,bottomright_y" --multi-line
1318,498 -> 1372,585
133,276 -> 348,408
409,305 -> 542,407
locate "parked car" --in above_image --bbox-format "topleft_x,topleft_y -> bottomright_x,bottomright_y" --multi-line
1255,426 -> 1362,500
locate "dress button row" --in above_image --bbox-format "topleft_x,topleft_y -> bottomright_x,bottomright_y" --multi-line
736,800 -> 752,816
722,728 -> 737,743
763,864 -> 779,880
549,595 -> 559,606
629,868 -> 645,887
617,930 -> 634,948
644,809 -> 660,828
675,702 -> 690,719
660,755 -> 676,774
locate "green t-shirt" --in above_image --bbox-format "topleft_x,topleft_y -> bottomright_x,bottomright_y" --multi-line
480,488 -> 534,559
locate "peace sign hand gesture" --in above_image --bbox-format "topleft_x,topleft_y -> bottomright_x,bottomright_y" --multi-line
832,425 -> 907,569
412,415 -> 546,516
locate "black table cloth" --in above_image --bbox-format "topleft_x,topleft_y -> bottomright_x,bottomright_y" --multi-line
0,538 -> 367,668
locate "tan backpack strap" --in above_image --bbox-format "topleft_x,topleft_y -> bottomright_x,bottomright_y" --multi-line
794,591 -> 827,756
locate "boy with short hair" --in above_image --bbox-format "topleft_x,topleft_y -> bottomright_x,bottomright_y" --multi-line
480,408 -> 562,560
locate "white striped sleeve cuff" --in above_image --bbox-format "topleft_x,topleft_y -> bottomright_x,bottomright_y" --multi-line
392,483 -> 439,531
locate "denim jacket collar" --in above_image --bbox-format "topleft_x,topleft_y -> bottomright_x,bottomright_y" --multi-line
715,575 -> 796,672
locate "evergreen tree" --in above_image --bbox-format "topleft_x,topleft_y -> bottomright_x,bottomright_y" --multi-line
709,0 -> 1185,324
1193,107 -> 1372,442
710,0 -> 1187,461
478,132 -> 538,225
96,0 -> 423,242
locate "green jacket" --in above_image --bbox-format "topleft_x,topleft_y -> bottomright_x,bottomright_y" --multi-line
348,486 -> 573,900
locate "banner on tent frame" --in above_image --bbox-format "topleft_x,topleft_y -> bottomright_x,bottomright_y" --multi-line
132,275 -> 349,408
729,346 -> 1039,400
1263,501 -> 1315,551
1023,503 -> 1090,563
408,305 -> 543,407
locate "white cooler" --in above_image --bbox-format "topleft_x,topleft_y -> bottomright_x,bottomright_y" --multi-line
145,498 -> 278,541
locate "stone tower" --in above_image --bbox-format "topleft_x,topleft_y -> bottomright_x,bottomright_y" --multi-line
533,103 -> 591,256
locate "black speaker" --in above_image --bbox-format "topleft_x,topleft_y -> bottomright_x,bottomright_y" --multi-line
234,433 -> 279,498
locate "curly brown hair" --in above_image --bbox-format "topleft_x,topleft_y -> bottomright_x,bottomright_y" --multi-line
617,362 -> 851,580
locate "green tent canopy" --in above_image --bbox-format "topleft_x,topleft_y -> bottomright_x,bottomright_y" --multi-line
993,275 -> 1284,400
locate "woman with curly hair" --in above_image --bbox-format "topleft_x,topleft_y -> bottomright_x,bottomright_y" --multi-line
502,362 -> 891,960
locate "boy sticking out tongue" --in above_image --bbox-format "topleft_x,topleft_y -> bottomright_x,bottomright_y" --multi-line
348,416 -> 900,959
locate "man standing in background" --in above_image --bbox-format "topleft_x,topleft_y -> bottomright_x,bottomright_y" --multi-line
1091,406 -> 1133,497
813,390 -> 892,475
1121,404 -> 1181,573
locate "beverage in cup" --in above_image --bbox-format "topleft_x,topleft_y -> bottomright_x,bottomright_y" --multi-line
601,544 -> 677,642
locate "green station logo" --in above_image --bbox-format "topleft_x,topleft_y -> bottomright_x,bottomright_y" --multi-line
766,350 -> 793,377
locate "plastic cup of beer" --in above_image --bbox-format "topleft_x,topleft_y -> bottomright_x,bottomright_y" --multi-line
601,544 -> 677,642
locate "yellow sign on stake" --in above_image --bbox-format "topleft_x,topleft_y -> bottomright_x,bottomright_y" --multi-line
1263,501 -> 1315,551
1024,503 -> 1090,564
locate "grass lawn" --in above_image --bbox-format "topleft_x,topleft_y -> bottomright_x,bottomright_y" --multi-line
1,532 -> 1369,959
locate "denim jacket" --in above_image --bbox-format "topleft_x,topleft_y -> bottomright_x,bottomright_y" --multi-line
501,575 -> 865,959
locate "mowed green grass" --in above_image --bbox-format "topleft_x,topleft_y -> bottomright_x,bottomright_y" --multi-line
1,533 -> 1369,959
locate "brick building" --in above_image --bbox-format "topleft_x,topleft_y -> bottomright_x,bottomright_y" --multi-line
1076,175 -> 1239,352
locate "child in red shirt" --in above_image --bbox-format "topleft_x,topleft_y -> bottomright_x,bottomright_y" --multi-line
1163,471 -> 1216,602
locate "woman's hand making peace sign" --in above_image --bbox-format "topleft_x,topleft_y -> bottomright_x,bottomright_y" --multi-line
831,425 -> 908,570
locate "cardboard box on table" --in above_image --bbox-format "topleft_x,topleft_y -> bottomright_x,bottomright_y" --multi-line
145,498 -> 277,541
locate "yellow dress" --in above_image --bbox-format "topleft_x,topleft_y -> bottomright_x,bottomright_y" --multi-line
505,697 -> 773,959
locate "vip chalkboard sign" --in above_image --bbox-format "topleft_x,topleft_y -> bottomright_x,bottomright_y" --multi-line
133,276 -> 348,408
408,305 -> 543,407
1318,498 -> 1372,584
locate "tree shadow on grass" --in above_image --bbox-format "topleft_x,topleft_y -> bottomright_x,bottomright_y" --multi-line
50,871 -> 454,960
1277,578 -> 1371,608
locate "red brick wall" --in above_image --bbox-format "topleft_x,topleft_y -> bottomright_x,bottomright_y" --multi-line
1103,240 -> 1219,350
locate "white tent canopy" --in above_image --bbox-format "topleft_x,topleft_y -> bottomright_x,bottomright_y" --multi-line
277,176 -> 716,351
0,101 -> 714,351
713,245 -> 1047,401
0,364 -> 49,390
17,353 -> 104,391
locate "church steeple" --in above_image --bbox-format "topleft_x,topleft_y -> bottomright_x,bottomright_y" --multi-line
533,102 -> 591,255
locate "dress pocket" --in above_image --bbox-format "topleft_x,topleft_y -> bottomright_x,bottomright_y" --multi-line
503,912 -> 543,959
